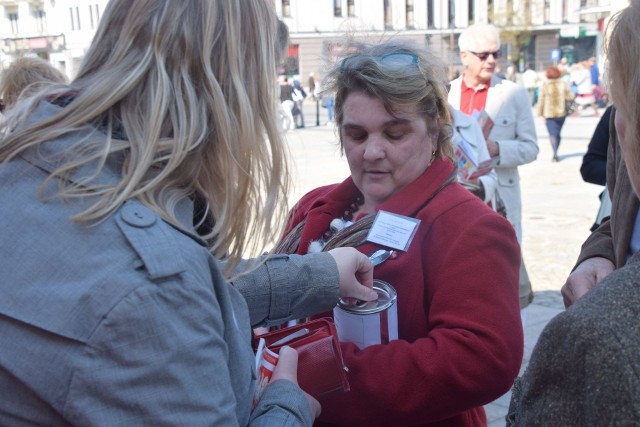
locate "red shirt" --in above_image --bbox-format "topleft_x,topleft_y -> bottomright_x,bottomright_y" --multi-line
460,77 -> 489,115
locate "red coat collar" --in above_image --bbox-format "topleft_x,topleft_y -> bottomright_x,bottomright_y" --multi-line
285,158 -> 455,254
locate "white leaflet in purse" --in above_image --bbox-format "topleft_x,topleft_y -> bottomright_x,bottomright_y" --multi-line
270,328 -> 310,347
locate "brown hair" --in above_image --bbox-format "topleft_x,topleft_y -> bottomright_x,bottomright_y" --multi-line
322,38 -> 454,161
0,57 -> 67,108
545,66 -> 561,80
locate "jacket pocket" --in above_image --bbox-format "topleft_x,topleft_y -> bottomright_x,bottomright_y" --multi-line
497,169 -> 518,187
492,114 -> 515,129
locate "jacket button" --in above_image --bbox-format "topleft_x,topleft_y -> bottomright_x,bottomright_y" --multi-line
120,203 -> 156,227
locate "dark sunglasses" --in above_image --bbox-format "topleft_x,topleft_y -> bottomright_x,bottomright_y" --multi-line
468,50 -> 502,61
340,52 -> 419,71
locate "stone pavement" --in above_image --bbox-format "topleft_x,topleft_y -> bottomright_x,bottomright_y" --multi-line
285,101 -> 604,426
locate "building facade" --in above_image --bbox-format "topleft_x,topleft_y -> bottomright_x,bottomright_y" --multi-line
275,0 -> 627,83
1,0 -> 109,77
0,0 -> 627,81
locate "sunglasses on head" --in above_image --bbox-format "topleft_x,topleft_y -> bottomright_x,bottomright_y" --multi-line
340,52 -> 420,71
468,50 -> 502,61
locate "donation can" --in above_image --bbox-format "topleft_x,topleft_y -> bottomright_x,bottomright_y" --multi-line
333,279 -> 398,349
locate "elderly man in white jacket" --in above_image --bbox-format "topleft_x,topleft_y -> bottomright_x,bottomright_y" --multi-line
448,23 -> 538,243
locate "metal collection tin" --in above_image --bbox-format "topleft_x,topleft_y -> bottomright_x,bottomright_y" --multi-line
333,279 -> 398,349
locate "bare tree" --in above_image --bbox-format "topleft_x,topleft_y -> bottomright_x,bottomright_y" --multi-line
489,0 -> 537,69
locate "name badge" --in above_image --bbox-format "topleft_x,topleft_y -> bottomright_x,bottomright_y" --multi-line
366,210 -> 420,252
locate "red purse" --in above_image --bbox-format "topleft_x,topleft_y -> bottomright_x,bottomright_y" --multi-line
253,318 -> 350,399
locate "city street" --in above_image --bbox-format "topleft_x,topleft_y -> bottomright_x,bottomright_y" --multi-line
284,100 -> 604,425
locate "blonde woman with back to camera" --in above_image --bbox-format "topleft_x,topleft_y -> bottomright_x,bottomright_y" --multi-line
0,1 -> 378,425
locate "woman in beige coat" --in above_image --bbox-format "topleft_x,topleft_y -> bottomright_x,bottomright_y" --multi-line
537,66 -> 574,162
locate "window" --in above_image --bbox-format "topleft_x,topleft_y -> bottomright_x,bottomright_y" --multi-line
448,0 -> 455,28
506,0 -> 514,25
34,9 -> 46,33
468,0 -> 475,24
544,0 -> 550,24
89,4 -> 101,29
282,0 -> 291,17
69,7 -> 81,30
347,0 -> 355,17
384,0 -> 392,29
406,0 -> 414,29
334,0 -> 342,17
8,12 -> 19,34
427,0 -> 434,28
488,0 -> 494,23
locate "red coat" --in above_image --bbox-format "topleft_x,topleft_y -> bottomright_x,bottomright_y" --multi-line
281,159 -> 523,427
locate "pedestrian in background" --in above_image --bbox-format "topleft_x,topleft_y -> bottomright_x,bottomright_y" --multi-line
537,66 -> 574,162
292,78 -> 306,128
448,23 -> 538,310
571,58 -> 599,117
308,71 -> 316,100
521,65 -> 539,106
449,23 -> 539,243
0,56 -> 67,111
280,76 -> 297,130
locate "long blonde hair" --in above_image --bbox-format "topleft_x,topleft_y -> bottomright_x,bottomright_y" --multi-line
0,0 -> 289,275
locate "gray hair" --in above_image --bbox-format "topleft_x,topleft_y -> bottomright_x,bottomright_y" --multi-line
606,0 -> 640,194
321,39 -> 454,160
458,24 -> 501,52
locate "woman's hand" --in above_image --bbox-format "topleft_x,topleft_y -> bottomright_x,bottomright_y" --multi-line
270,346 -> 321,419
328,247 -> 378,303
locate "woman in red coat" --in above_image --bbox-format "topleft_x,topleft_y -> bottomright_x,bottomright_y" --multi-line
274,40 -> 523,427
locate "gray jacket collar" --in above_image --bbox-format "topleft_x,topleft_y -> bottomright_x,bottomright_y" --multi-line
18,101 -> 206,246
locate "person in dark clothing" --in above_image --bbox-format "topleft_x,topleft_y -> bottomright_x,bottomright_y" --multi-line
292,79 -> 306,128
581,105 -> 612,185
279,76 -> 297,130
581,105 -> 613,231
280,76 -> 295,103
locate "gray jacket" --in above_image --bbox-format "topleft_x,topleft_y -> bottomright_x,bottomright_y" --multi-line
0,101 -> 340,426
507,253 -> 640,426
